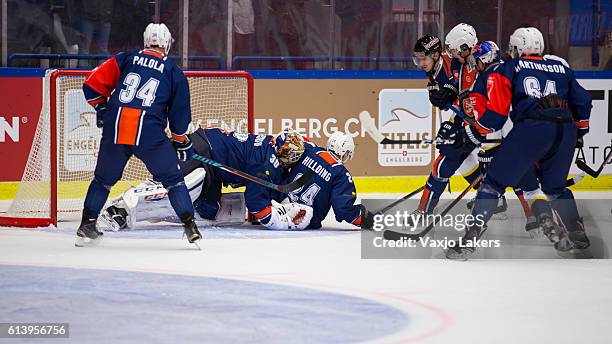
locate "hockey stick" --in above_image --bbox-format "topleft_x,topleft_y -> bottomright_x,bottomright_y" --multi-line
373,185 -> 425,215
575,147 -> 612,178
359,110 -> 501,145
192,154 -> 314,193
382,174 -> 483,241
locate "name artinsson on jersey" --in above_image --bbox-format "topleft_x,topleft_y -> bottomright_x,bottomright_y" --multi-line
133,56 -> 165,73
514,59 -> 566,74
302,156 -> 332,182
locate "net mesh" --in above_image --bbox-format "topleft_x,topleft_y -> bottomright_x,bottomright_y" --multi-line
4,70 -> 251,222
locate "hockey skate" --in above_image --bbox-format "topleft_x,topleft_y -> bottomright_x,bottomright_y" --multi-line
182,218 -> 202,249
524,216 -> 541,238
75,213 -> 104,247
445,226 -> 488,261
539,214 -> 591,258
558,218 -> 592,259
100,205 -> 129,232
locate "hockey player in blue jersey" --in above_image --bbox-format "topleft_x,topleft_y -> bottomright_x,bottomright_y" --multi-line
76,23 -> 201,246
409,27 -> 481,219
102,127 -> 314,231
279,132 -> 374,230
445,27 -> 592,259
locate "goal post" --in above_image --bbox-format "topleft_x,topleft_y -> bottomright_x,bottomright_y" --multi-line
0,69 -> 254,227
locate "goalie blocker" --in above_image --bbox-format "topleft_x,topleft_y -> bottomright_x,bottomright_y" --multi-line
102,127 -> 314,231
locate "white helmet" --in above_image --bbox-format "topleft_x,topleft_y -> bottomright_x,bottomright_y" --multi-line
327,131 -> 355,163
445,23 -> 478,57
508,27 -> 544,57
143,23 -> 174,55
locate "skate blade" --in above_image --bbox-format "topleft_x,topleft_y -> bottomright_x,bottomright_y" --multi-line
491,213 -> 508,221
527,228 -> 543,239
182,233 -> 202,250
557,248 -> 593,259
74,235 -> 103,247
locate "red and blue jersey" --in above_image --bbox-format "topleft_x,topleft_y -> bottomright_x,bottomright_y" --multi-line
204,128 -> 282,222
451,57 -> 478,99
281,143 -> 362,229
83,49 -> 191,145
468,55 -> 592,135
427,51 -> 454,87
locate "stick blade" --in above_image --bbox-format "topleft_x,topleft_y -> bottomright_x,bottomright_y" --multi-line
382,230 -> 423,241
359,110 -> 385,144
279,169 -> 315,193
575,159 -> 598,177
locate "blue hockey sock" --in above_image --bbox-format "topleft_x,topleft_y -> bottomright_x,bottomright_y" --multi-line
168,182 -> 195,223
471,183 -> 501,226
551,188 -> 581,231
83,178 -> 112,219
419,174 -> 448,212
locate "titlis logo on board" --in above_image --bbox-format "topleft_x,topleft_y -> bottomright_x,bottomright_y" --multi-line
377,89 -> 434,167
63,90 -> 102,172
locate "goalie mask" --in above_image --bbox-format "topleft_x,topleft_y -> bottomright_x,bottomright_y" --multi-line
144,23 -> 174,55
327,131 -> 355,163
275,129 -> 306,168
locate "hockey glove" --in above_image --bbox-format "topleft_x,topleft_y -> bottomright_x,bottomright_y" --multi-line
94,103 -> 108,128
428,82 -> 458,110
453,125 -> 484,152
537,94 -> 568,110
172,136 -> 194,162
436,121 -> 459,142
477,146 -> 499,172
359,204 -> 375,230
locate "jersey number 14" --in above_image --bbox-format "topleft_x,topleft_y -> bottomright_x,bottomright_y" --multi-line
119,72 -> 160,107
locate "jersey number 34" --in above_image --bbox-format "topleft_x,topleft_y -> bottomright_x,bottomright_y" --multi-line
119,72 -> 160,107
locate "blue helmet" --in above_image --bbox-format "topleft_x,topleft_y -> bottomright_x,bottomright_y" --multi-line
473,41 -> 500,64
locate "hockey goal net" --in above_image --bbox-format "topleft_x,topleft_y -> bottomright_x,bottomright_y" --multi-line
0,69 -> 253,227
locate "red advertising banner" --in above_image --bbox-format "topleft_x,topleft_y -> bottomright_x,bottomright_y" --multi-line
0,77 -> 43,181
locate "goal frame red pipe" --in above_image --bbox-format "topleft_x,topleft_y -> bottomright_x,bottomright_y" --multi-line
0,69 -> 254,228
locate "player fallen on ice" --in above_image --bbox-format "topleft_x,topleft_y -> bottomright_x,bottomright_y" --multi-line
278,131 -> 375,230
444,27 -> 592,260
101,127 -> 314,231
76,23 -> 201,246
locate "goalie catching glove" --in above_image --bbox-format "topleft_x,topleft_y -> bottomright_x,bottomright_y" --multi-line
261,200 -> 314,230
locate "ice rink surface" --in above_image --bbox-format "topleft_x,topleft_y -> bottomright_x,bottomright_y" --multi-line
1,192 -> 612,343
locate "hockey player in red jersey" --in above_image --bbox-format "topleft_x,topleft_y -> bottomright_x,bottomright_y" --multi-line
409,26 -> 481,221
76,23 -> 201,246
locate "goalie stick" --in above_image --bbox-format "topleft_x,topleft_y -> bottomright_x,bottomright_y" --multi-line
359,110 -> 501,146
382,175 -> 483,241
192,154 -> 314,193
575,146 -> 612,178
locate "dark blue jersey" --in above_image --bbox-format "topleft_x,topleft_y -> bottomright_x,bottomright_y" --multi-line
282,143 -> 362,229
83,49 -> 191,145
427,51 -> 454,86
469,55 -> 592,135
204,128 -> 282,221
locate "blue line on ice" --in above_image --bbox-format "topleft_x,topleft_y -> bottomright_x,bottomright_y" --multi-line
0,265 -> 408,343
